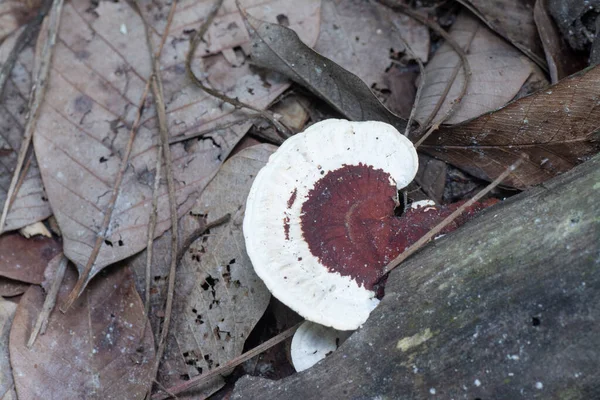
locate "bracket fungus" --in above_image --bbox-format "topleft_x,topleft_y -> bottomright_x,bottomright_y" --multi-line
243,119 -> 419,330
290,321 -> 353,372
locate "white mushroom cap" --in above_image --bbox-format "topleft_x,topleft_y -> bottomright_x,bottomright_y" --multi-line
410,199 -> 437,211
243,119 -> 418,330
290,321 -> 353,372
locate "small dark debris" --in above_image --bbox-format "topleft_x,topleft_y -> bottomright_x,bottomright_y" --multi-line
276,14 -> 290,27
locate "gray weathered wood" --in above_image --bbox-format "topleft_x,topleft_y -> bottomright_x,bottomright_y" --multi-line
232,154 -> 600,399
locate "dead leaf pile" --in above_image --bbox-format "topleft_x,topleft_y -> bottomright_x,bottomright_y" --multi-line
0,0 -> 599,398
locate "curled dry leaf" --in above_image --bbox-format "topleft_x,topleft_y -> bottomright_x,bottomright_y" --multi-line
421,65 -> 600,189
0,276 -> 29,297
314,0 -> 429,90
415,12 -> 545,126
0,297 -> 17,400
457,0 -> 546,69
159,144 -> 273,392
0,232 -> 62,284
9,263 -> 155,399
243,9 -> 407,131
0,27 -> 52,232
32,0 -> 320,288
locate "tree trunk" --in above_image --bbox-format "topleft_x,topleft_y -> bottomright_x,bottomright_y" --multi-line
232,154 -> 600,400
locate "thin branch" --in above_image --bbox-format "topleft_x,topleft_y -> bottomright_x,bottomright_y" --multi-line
61,82 -> 151,311
370,0 -> 426,138
382,157 -> 525,276
152,322 -> 302,399
27,254 -> 68,348
186,0 -> 291,137
0,0 -> 64,234
378,0 -> 472,143
131,1 -> 181,397
143,139 -> 162,335
61,0 -> 181,310
141,0 -> 179,342
169,117 -> 260,145
0,0 -> 50,99
175,213 -> 230,266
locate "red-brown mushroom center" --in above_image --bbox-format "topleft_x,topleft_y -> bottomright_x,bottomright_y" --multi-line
299,164 -> 402,289
298,163 -> 493,289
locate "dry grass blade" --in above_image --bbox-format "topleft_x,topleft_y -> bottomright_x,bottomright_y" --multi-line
26,254 -> 67,348
130,1 -> 181,396
186,0 -> 291,138
0,1 -> 48,99
383,157 -> 525,275
0,0 -> 64,234
152,322 -> 302,400
377,0 -> 472,140
60,81 -> 151,311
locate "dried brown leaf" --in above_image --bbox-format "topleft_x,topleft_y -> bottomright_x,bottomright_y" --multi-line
421,65 -> 600,188
0,297 -> 17,400
414,154 -> 447,204
415,12 -> 545,126
32,0 -> 320,287
458,0 -> 546,69
314,0 -> 429,89
0,276 -> 29,297
9,263 -> 155,399
0,28 -> 52,232
243,9 -> 407,131
0,232 -> 61,283
159,144 -> 273,392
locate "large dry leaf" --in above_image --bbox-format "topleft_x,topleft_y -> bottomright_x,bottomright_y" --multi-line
244,10 -> 407,131
9,263 -> 155,399
0,232 -> 62,283
457,0 -> 546,69
421,65 -> 600,188
0,27 -> 52,232
415,12 -> 543,126
0,298 -> 17,400
159,144 -> 273,392
32,0 -> 320,287
314,0 -> 429,90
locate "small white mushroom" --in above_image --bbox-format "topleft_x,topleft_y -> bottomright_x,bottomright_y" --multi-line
243,119 -> 418,330
410,199 -> 436,210
290,321 -> 353,372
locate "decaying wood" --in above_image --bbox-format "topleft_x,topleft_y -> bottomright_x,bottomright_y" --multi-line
232,154 -> 600,399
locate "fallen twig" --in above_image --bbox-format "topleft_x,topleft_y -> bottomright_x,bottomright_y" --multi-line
61,83 -> 151,311
382,157 -> 525,276
27,254 -> 68,348
169,117 -> 261,145
152,322 -> 302,399
185,0 -> 292,138
378,0 -> 472,144
139,0 -> 179,343
0,0 -> 64,234
131,1 -> 181,397
0,0 -> 50,99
